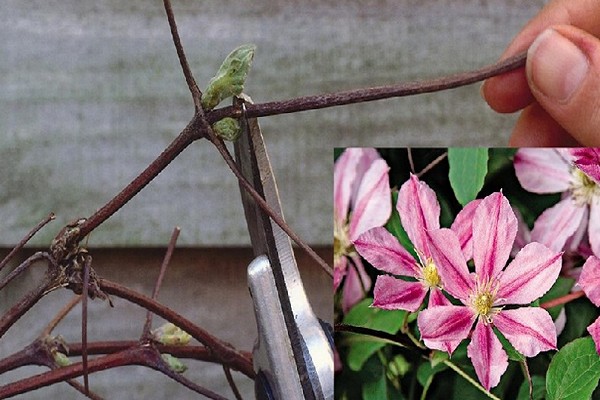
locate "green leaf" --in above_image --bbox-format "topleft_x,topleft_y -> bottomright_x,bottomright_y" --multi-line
517,375 -> 546,400
448,148 -> 489,206
547,337 -> 600,400
343,298 -> 406,371
560,299 -> 598,346
416,358 -> 448,387
495,327 -> 525,362
361,355 -> 388,400
362,373 -> 387,400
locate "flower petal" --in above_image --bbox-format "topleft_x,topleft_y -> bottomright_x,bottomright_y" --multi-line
531,198 -> 586,253
334,256 -> 347,291
334,149 -> 368,221
372,275 -> 427,312
342,255 -> 372,313
428,287 -> 451,308
571,148 -> 600,184
334,148 -> 381,222
450,199 -> 482,261
496,242 -> 562,305
397,174 -> 440,258
590,200 -> 600,258
587,317 -> 600,355
512,206 -> 531,256
472,192 -> 517,282
493,308 -> 557,357
579,255 -> 600,307
354,227 -> 417,276
514,148 -> 572,193
418,305 -> 475,354
428,228 -> 473,301
349,159 -> 392,239
467,321 -> 508,390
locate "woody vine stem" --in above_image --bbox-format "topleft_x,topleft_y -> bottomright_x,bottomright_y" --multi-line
0,0 -> 534,398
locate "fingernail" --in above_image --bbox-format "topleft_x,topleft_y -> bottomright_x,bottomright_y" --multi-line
527,28 -> 589,102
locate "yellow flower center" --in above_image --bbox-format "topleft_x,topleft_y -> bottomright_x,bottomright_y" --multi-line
334,216 -> 353,267
421,258 -> 441,288
570,168 -> 599,206
469,278 -> 501,324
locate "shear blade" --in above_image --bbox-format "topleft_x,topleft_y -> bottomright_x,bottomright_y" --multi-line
233,98 -> 333,400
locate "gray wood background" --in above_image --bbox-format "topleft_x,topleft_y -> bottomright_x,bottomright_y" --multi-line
0,0 -> 547,247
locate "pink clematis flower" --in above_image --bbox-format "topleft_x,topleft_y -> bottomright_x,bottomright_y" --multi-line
417,192 -> 562,390
577,255 -> 600,355
334,148 -> 391,312
514,148 -> 600,257
353,175 -> 451,316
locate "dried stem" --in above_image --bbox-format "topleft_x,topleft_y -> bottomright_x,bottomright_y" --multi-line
335,323 -> 428,356
540,290 -> 585,309
223,366 -> 243,400
207,51 -> 527,123
77,117 -> 202,240
417,151 -> 448,178
81,255 -> 92,394
0,251 -> 54,292
0,346 -> 226,400
0,212 -> 55,272
0,270 -> 54,339
99,278 -> 255,378
407,148 -> 415,174
142,226 -> 181,338
162,0 -> 202,109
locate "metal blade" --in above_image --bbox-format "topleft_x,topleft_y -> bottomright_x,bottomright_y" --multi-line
233,97 -> 333,399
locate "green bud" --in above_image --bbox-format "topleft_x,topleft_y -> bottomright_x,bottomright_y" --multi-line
161,353 -> 187,373
212,117 -> 241,141
386,354 -> 410,382
53,351 -> 72,367
152,322 -> 192,346
201,44 -> 256,110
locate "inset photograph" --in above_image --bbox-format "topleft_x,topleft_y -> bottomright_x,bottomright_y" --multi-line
334,147 -> 600,400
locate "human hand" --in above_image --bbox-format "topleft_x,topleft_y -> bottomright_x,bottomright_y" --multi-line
481,0 -> 600,146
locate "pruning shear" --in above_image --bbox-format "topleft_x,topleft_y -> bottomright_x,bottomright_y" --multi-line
233,97 -> 334,400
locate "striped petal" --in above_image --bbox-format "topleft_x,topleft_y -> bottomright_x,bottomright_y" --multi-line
354,227 -> 417,277
333,148 -> 380,222
514,148 -> 572,193
418,305 -> 475,355
531,197 -> 586,252
472,192 -> 517,282
397,174 -> 440,259
450,199 -> 482,261
372,275 -> 427,312
467,321 -> 508,390
349,159 -> 391,239
579,255 -> 600,307
493,308 -> 557,357
427,228 -> 473,301
496,242 -> 562,305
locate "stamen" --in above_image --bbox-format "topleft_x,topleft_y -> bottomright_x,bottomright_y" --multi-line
334,217 -> 353,266
421,258 -> 441,288
469,277 -> 501,324
570,168 -> 599,206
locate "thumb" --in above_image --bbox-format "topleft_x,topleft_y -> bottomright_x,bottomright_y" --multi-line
526,25 -> 600,146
